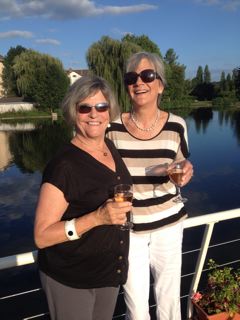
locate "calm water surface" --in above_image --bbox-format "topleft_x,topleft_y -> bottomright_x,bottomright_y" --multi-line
0,108 -> 240,319
0,108 -> 240,257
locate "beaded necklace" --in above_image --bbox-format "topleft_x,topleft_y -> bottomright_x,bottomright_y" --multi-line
130,109 -> 160,132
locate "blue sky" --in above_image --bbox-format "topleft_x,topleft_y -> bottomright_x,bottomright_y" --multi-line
0,0 -> 239,81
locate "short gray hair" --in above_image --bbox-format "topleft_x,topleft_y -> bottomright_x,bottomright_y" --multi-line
61,75 -> 120,126
125,51 -> 166,87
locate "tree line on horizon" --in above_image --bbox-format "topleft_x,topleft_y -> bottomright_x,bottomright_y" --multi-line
2,34 -> 240,111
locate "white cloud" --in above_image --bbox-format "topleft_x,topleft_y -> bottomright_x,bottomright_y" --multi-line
35,38 -> 61,45
102,4 -> 158,15
0,30 -> 33,39
0,0 -> 158,20
222,0 -> 240,11
194,0 -> 240,11
194,0 -> 221,5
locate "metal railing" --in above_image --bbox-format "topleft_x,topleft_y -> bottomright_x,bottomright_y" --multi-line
183,208 -> 240,318
0,207 -> 240,319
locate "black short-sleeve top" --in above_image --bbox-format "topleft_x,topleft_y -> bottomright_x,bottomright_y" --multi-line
38,138 -> 132,289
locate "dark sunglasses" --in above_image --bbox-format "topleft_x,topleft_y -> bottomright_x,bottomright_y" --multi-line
76,102 -> 110,114
124,69 -> 161,86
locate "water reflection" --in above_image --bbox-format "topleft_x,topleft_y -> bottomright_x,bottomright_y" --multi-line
0,119 -> 73,256
0,109 -> 240,257
219,109 -> 240,144
0,123 -> 35,131
185,108 -> 240,217
1,109 -> 239,174
5,120 -> 72,173
189,107 -> 213,133
0,132 -> 13,171
189,107 -> 240,144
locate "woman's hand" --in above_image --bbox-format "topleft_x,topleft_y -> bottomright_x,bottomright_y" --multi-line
179,159 -> 194,186
96,199 -> 132,226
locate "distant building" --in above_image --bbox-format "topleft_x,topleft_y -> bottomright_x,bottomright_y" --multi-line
66,69 -> 89,85
0,61 -> 90,100
0,54 -> 4,98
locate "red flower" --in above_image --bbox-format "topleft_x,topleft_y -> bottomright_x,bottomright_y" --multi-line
192,292 -> 203,302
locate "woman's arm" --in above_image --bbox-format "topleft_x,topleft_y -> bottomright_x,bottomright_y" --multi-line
34,182 -> 132,249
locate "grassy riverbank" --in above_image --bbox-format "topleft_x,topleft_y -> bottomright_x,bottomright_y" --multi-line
0,109 -> 61,120
0,101 -> 239,121
0,102 -> 210,120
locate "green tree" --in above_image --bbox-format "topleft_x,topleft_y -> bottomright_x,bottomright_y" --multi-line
122,34 -> 162,57
191,65 -> 215,101
13,50 -> 69,110
190,66 -> 215,101
86,35 -> 140,111
163,49 -> 187,102
196,66 -> 203,84
220,71 -> 226,91
226,73 -> 230,91
10,120 -> 72,173
203,65 -> 211,83
233,67 -> 240,100
222,73 -> 235,95
164,48 -> 178,65
219,70 -> 235,97
87,35 -> 190,109
2,45 -> 26,96
212,70 -> 237,107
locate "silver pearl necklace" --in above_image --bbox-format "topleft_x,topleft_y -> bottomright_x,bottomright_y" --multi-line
130,109 -> 160,132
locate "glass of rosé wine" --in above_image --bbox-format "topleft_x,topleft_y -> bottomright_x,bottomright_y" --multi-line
168,163 -> 188,203
114,184 -> 134,230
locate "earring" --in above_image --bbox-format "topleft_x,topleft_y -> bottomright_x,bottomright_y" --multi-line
107,123 -> 111,128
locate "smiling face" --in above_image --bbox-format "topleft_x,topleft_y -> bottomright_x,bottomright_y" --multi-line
127,58 -> 164,109
75,90 -> 110,140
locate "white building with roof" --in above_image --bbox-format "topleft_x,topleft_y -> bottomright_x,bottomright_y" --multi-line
66,69 -> 89,85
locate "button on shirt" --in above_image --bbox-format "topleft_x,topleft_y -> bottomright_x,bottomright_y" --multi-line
38,139 -> 131,289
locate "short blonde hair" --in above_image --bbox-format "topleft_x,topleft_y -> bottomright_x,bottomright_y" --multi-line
125,51 -> 166,87
62,75 -> 120,126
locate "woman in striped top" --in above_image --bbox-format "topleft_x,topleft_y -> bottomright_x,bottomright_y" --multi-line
107,52 -> 193,320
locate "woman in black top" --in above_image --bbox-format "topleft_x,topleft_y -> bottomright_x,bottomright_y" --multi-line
34,75 -> 132,320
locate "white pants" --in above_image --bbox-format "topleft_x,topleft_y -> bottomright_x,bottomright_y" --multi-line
124,222 -> 183,320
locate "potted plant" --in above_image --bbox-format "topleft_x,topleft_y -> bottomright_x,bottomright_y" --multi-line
191,259 -> 240,320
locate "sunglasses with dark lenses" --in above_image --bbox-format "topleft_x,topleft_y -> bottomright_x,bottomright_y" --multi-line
124,69 -> 161,86
77,102 -> 110,114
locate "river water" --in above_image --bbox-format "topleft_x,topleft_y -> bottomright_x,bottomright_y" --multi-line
0,107 -> 240,319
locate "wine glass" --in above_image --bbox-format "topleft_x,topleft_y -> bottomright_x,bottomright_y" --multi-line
168,163 -> 188,203
114,184 -> 134,230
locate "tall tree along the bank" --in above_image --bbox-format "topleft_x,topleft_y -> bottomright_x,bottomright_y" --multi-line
13,50 -> 69,110
86,34 -> 188,111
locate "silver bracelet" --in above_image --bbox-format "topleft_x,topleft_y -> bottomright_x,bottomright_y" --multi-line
64,218 -> 80,241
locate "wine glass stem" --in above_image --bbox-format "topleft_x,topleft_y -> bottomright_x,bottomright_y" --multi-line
176,186 -> 181,197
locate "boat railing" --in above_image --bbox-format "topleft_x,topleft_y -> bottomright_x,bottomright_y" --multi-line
0,207 -> 240,320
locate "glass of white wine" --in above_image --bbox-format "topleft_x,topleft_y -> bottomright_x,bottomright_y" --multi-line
168,163 -> 188,203
114,184 -> 134,230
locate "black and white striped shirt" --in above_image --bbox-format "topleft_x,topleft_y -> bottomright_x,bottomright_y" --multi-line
107,112 -> 190,232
